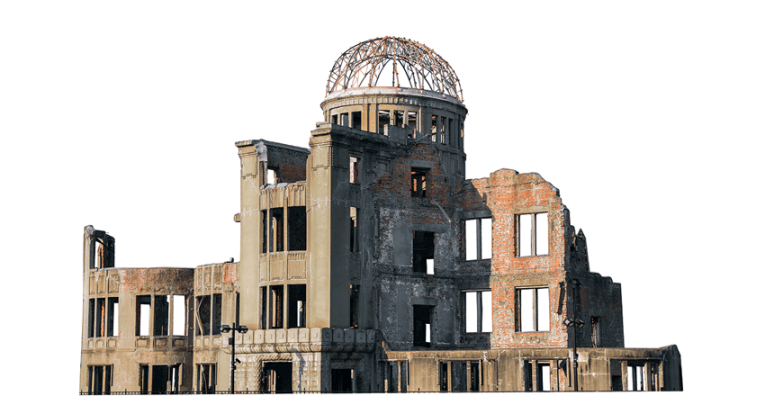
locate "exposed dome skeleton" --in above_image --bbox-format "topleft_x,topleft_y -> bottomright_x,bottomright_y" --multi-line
326,36 -> 464,102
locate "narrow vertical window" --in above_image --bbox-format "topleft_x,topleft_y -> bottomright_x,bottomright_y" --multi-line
406,111 -> 417,138
153,295 -> 169,336
288,284 -> 306,329
352,111 -> 362,130
95,297 -> 105,337
350,207 -> 359,252
349,157 -> 360,184
465,220 -> 477,261
136,295 -> 151,336
106,297 -> 118,337
481,218 -> 492,259
538,363 -> 551,391
411,168 -> 429,198
431,115 -> 438,142
378,110 -> 390,134
173,295 -> 185,336
350,284 -> 360,329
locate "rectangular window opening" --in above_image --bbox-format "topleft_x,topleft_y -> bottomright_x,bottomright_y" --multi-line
88,365 -> 112,395
288,284 -> 306,329
340,112 -> 349,127
331,369 -> 353,393
465,291 -> 492,333
269,286 -> 284,329
431,115 -> 438,142
288,206 -> 307,251
350,207 -> 359,252
517,212 -> 549,257
440,116 -> 447,144
413,305 -> 433,347
465,217 -> 492,261
172,295 -> 185,336
136,295 -> 151,336
592,316 -> 601,347
378,110 -> 390,135
406,111 -> 417,138
517,287 -> 550,332
538,363 -> 551,391
349,157 -> 360,184
266,168 -> 277,185
411,168 -> 429,198
352,111 -> 362,130
197,364 -> 216,394
412,231 -> 435,274
153,295 -> 169,336
350,284 -> 360,329
262,362 -> 292,393
107,297 -> 118,337
393,110 -> 404,127
195,295 -> 210,336
95,297 -> 105,338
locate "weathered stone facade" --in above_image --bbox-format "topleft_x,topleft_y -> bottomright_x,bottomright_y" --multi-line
79,37 -> 681,394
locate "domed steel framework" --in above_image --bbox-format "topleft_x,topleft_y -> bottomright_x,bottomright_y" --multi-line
326,37 -> 464,102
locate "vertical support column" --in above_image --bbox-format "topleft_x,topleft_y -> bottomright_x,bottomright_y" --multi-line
476,218 -> 482,260
621,361 -> 629,391
476,292 -> 483,333
531,360 -> 538,391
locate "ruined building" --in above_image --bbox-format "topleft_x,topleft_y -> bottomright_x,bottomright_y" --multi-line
79,37 -> 682,394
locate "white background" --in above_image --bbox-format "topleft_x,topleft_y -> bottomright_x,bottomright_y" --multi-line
2,1 -> 762,403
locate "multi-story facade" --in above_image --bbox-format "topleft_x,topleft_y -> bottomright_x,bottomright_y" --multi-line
79,37 -> 682,394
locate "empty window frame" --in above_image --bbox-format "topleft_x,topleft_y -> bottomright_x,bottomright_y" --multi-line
465,218 -> 492,260
153,295 -> 169,336
264,207 -> 306,252
413,305 -> 433,347
350,207 -> 359,252
194,294 -> 222,336
262,208 -> 284,253
196,364 -> 216,394
386,361 -> 408,393
262,362 -> 293,393
260,286 -> 284,329
287,206 -> 307,251
412,231 -> 435,274
352,111 -> 362,130
378,110 -> 390,134
516,212 -> 549,256
349,156 -> 360,184
331,369 -> 354,393
88,297 -> 119,338
465,291 -> 492,333
431,115 -> 438,142
136,295 -> 151,336
340,112 -> 349,127
105,297 -> 118,337
406,111 -> 417,138
440,117 -> 447,144
537,363 -> 551,391
142,364 -> 181,395
411,168 -> 429,198
516,287 -> 550,332
627,365 -> 645,391
591,316 -> 601,347
350,284 -> 360,329
287,284 -> 306,329
265,165 -> 278,185
87,365 -> 112,395
173,295 -> 186,336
